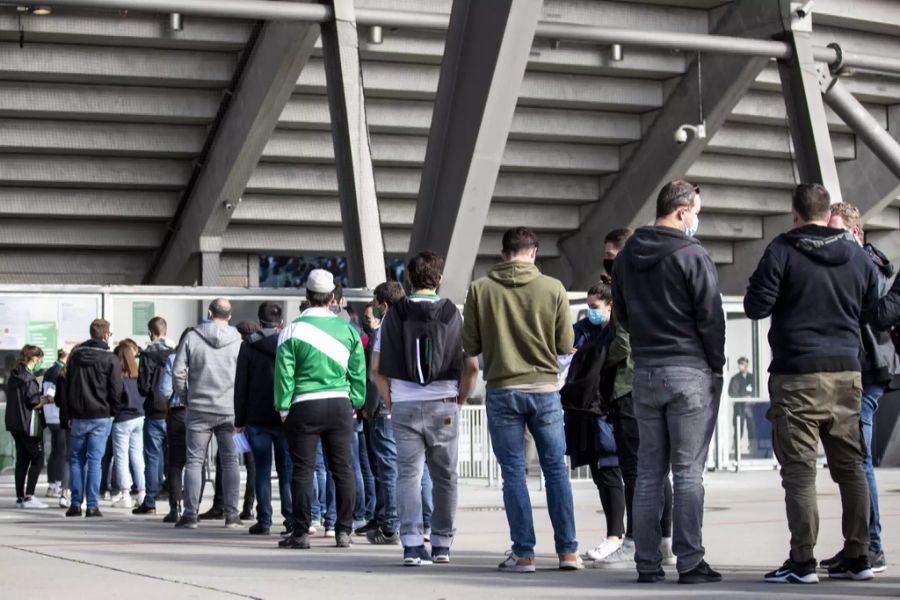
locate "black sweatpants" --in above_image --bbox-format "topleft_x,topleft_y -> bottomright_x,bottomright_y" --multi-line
285,397 -> 355,536
589,463 -> 626,538
47,423 -> 70,488
209,450 -> 256,513
12,432 -> 44,501
166,408 -> 187,508
612,394 -> 673,538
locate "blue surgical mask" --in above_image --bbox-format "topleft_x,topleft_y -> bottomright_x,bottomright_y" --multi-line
685,214 -> 700,238
587,309 -> 607,326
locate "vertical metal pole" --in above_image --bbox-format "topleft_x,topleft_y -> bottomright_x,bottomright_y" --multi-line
321,0 -> 386,289
776,2 -> 842,199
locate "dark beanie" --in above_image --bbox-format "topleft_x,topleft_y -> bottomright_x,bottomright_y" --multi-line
258,301 -> 284,327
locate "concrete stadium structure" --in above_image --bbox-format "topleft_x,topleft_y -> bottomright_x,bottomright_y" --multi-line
0,0 -> 898,298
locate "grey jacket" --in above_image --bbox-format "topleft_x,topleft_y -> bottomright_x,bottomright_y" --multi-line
173,320 -> 242,416
861,244 -> 899,387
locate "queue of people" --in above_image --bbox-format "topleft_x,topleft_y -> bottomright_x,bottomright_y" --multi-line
4,180 -> 900,586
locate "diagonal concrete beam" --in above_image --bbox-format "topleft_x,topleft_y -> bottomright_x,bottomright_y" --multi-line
552,0 -> 789,290
147,15 -> 320,284
321,0 -> 386,289
408,0 -> 543,304
837,104 -> 900,221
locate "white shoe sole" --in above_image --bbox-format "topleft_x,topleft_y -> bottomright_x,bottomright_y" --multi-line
404,559 -> 432,567
498,566 -> 536,573
872,565 -> 887,574
765,573 -> 820,584
829,569 -> 874,581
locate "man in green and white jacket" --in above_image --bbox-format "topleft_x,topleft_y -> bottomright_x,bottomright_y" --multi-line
274,269 -> 366,550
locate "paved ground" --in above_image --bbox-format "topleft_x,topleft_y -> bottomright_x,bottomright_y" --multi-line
1,468 -> 899,599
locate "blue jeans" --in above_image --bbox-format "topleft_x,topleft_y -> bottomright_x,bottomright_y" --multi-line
246,425 -> 293,529
422,463 -> 433,530
112,417 -> 145,492
485,389 -> 577,557
312,442 -> 327,522
323,446 -> 337,529
370,415 -> 399,532
143,418 -> 167,508
861,384 -> 884,552
70,418 -> 113,510
351,420 -> 376,523
632,367 -> 720,574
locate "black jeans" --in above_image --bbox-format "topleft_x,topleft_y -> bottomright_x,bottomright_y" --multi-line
47,424 -> 70,488
99,434 -> 114,494
285,397 -> 355,536
12,432 -> 44,500
166,408 -> 187,508
611,394 -> 673,538
589,463 -> 626,538
208,450 -> 256,513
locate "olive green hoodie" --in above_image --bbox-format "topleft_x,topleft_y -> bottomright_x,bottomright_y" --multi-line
463,261 -> 573,389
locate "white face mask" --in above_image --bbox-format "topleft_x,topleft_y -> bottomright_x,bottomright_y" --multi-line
684,212 -> 700,238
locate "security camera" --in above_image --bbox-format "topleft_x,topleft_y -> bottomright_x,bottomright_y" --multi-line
674,122 -> 707,144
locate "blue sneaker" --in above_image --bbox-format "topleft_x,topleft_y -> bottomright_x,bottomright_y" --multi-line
403,545 -> 433,566
432,546 -> 450,564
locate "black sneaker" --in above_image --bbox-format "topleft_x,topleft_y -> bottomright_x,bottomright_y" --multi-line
336,531 -> 352,548
828,555 -> 874,581
279,534 -> 310,549
198,507 -> 224,521
175,516 -> 198,529
162,507 -> 181,524
85,508 -> 103,518
240,508 -> 254,521
249,523 -> 270,535
404,545 -> 433,566
432,546 -> 451,564
225,517 -> 244,529
819,549 -> 843,570
870,549 -> 886,574
678,560 -> 722,584
367,527 -> 400,545
355,519 -> 377,536
132,503 -> 156,515
637,568 -> 666,583
65,506 -> 83,518
765,559 -> 819,584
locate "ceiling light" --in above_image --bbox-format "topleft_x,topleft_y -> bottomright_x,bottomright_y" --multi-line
31,5 -> 51,15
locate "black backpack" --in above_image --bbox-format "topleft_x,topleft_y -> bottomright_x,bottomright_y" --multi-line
138,347 -> 176,414
377,298 -> 464,386
561,328 -> 617,416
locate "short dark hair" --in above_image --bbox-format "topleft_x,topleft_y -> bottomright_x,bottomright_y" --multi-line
306,290 -> 334,308
57,348 -> 68,360
604,228 -> 634,250
148,316 -> 167,338
90,318 -> 110,341
407,251 -> 444,290
502,227 -> 539,255
656,180 -> 698,218
209,298 -> 232,319
738,356 -> 749,365
793,183 -> 831,222
257,301 -> 283,328
374,281 -> 406,307
587,275 -> 613,303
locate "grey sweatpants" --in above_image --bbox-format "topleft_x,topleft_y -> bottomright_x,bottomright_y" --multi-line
182,410 -> 240,521
392,399 -> 460,548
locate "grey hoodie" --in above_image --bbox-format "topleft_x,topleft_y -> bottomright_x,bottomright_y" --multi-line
172,320 -> 242,417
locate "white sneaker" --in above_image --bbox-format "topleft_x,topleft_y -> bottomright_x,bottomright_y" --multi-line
111,492 -> 133,509
135,491 -> 146,507
308,526 -> 317,536
660,536 -> 676,566
584,538 -> 623,562
498,550 -> 536,573
23,497 -> 49,509
591,538 -> 635,570
324,529 -> 336,538
46,483 -> 60,498
59,495 -> 70,509
102,491 -> 112,502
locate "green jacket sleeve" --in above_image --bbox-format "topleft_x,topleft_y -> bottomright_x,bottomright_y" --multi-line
462,285 -> 482,357
274,337 -> 296,414
347,331 -> 366,410
555,284 -> 575,354
605,321 -> 630,367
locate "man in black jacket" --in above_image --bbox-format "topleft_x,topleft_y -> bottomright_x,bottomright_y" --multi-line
819,202 -> 897,573
611,180 -> 725,584
235,302 -> 292,536
745,184 -> 880,584
64,319 -> 123,518
134,316 -> 175,516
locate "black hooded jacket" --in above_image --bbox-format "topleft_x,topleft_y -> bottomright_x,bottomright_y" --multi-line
234,328 -> 281,428
860,244 -> 899,386
611,226 -> 726,374
64,339 -> 123,420
5,366 -> 42,435
745,225 -> 880,375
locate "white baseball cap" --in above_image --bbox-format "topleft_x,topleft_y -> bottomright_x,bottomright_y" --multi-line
306,269 -> 336,294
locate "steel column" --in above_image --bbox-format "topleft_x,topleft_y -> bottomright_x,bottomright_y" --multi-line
321,0 -> 386,289
147,16 -> 320,284
776,4 -> 842,199
553,0 -> 786,290
408,0 -> 543,303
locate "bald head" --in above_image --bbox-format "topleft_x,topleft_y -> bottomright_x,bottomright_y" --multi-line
208,298 -> 232,322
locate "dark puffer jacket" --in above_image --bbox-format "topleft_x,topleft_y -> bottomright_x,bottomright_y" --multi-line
5,366 -> 42,436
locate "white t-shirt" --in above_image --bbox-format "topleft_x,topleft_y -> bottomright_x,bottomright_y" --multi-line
373,297 -> 460,403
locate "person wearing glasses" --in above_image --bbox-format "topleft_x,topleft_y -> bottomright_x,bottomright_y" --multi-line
610,180 -> 725,584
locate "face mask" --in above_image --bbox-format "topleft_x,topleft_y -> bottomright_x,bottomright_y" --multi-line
372,305 -> 383,320
685,214 -> 700,238
603,258 -> 615,275
587,309 -> 607,326
33,360 -> 43,372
